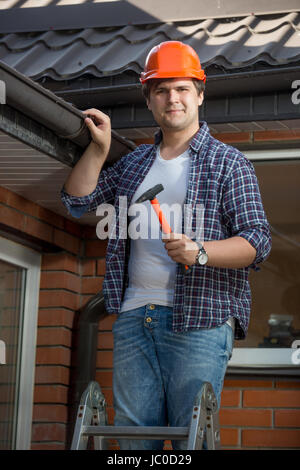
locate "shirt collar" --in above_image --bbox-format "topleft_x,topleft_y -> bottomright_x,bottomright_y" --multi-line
154,121 -> 210,153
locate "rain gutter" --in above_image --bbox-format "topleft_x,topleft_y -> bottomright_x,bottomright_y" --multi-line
0,60 -> 136,165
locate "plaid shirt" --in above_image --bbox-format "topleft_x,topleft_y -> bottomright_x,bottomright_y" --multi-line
61,122 -> 271,339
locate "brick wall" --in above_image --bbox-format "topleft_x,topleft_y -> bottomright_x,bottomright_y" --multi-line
220,378 -> 300,449
0,127 -> 299,450
0,185 -> 107,449
134,127 -> 300,147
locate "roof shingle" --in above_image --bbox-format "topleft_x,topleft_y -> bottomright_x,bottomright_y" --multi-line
0,12 -> 299,80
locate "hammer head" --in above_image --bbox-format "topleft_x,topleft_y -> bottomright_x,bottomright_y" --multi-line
135,184 -> 164,203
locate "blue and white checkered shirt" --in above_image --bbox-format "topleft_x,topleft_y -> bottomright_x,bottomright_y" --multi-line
61,122 -> 271,339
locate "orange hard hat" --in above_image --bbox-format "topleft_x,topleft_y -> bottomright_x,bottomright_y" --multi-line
140,41 -> 206,84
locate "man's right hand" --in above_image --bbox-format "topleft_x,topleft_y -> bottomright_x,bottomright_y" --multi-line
63,108 -> 112,197
83,108 -> 112,159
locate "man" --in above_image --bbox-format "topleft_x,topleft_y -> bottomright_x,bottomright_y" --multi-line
61,41 -> 271,450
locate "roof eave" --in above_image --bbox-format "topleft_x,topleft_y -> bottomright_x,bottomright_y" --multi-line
0,61 -> 136,167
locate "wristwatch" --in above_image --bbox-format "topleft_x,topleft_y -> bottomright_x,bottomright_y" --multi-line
195,241 -> 208,266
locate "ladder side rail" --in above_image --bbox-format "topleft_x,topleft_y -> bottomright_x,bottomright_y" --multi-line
92,395 -> 109,450
206,411 -> 221,450
203,382 -> 221,450
186,382 -> 207,450
71,402 -> 93,450
71,381 -> 107,450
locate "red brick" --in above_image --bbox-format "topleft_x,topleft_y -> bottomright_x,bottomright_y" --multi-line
23,216 -> 53,243
64,218 -> 82,237
219,408 -> 272,427
82,225 -> 98,239
96,350 -> 113,368
275,381 -> 300,389
97,331 -> 113,349
220,390 -> 241,407
81,276 -> 103,295
37,206 -> 65,229
81,258 -> 96,276
134,138 -> 154,145
275,409 -> 300,427
98,314 -> 117,331
31,442 -> 65,450
34,385 -> 68,403
39,290 -> 80,310
254,129 -> 300,142
85,239 -> 107,257
38,308 -> 75,328
107,407 -> 115,425
36,327 -> 72,347
40,271 -> 80,292
34,365 -> 70,385
97,258 -> 106,275
242,429 -> 300,448
32,404 -> 68,422
0,186 -> 10,204
102,388 -> 113,406
224,379 -> 273,388
35,346 -> 71,366
95,370 -> 113,388
53,228 -> 80,254
31,423 -> 67,443
0,204 -> 26,231
4,188 -> 39,218
212,132 -> 251,144
41,252 -> 79,274
243,390 -> 300,408
220,428 -> 239,447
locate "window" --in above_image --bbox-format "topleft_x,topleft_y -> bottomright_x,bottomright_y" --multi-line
229,150 -> 300,370
0,236 -> 41,449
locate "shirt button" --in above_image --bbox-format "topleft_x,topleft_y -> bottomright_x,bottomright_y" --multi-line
146,317 -> 152,323
149,304 -> 155,310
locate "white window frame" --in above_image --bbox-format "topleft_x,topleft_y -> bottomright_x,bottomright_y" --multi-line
228,149 -> 300,371
0,236 -> 41,449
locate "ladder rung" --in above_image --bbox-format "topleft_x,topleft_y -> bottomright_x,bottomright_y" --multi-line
82,425 -> 189,440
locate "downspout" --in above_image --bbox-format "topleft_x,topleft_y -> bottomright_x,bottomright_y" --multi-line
67,291 -> 108,447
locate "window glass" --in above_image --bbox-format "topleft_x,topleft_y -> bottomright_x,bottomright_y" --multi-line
234,159 -> 300,351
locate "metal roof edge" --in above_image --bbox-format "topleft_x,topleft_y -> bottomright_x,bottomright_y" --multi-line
0,60 -> 136,162
0,0 -> 299,33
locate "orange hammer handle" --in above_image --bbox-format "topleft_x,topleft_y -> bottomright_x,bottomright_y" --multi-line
150,199 -> 172,234
150,199 -> 190,273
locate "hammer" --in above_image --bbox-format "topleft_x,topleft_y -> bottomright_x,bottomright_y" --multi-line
135,184 -> 190,273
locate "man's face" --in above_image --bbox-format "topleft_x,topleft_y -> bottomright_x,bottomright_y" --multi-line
146,78 -> 204,133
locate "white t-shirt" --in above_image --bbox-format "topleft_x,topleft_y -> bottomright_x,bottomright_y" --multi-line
120,147 -> 190,312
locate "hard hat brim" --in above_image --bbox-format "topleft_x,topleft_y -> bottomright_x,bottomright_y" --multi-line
140,69 -> 206,84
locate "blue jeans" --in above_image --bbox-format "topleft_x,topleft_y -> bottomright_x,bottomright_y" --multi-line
112,304 -> 233,450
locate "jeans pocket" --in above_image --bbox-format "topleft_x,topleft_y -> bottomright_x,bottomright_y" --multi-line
224,323 -> 234,361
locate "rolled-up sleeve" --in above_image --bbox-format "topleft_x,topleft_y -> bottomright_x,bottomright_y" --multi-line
222,158 -> 272,270
60,153 -> 128,218
61,186 -> 98,218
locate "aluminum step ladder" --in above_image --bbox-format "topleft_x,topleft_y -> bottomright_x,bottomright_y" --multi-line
71,381 -> 221,450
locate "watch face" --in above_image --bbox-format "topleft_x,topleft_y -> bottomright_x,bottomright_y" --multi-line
198,252 -> 208,265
